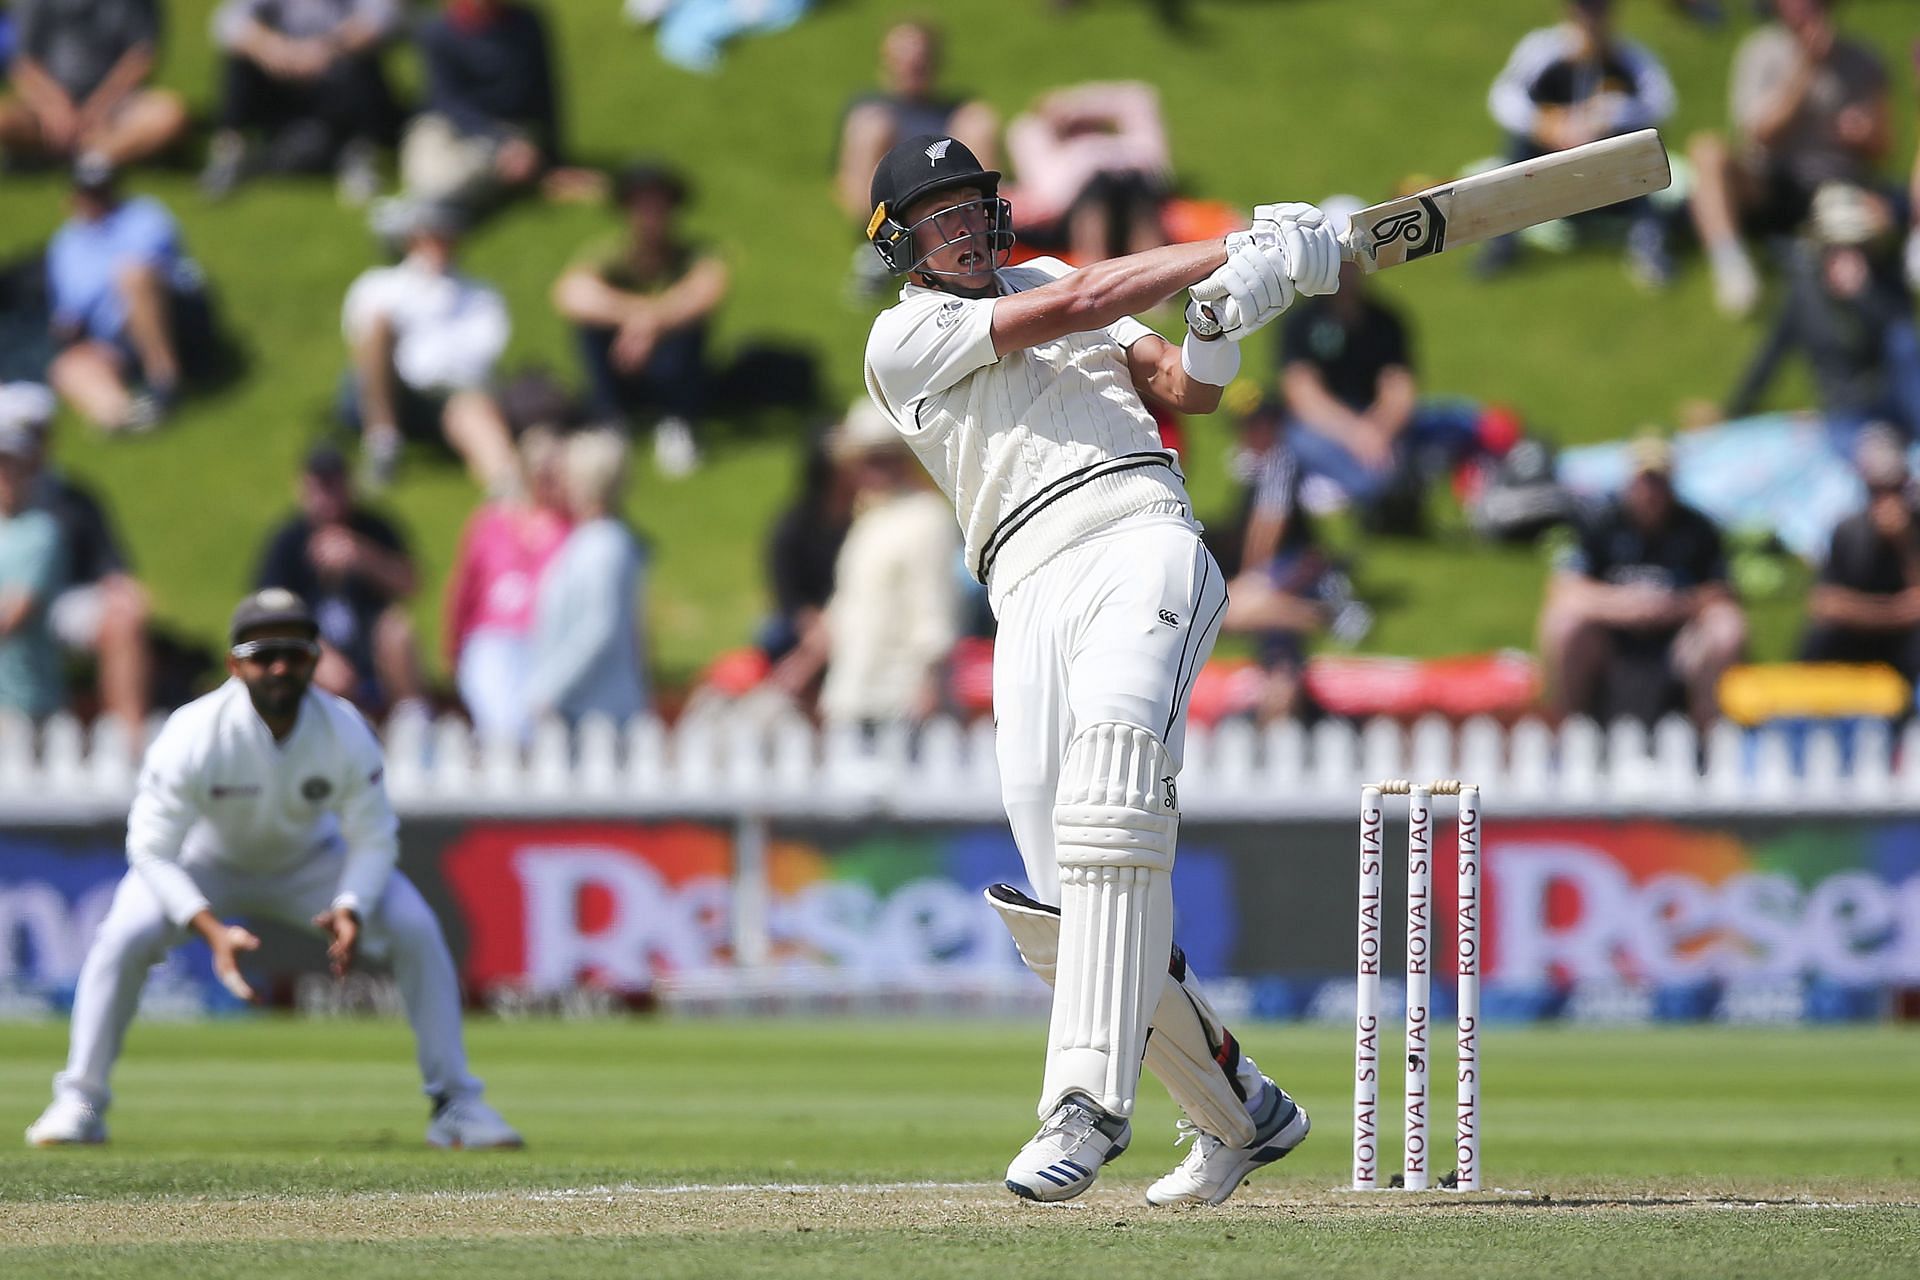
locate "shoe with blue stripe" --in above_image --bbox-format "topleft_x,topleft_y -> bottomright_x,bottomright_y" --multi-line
1145,1078 -> 1310,1206
1004,1093 -> 1132,1202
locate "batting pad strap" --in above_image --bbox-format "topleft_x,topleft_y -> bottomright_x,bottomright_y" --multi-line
1051,810 -> 1177,864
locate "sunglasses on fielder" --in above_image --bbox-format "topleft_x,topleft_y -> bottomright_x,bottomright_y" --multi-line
231,638 -> 320,663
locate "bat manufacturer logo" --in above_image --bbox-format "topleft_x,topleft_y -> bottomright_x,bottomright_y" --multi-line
923,138 -> 953,163
1368,195 -> 1447,261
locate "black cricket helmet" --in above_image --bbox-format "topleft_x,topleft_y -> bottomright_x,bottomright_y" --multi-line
866,134 -> 1014,277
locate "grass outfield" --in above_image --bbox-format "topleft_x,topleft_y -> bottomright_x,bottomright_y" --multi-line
1,1019 -> 1917,1277
0,1 -> 1915,682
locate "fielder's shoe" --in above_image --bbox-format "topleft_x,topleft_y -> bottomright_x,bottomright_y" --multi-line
1145,1079 -> 1310,1207
1004,1092 -> 1131,1203
25,1097 -> 107,1147
426,1095 -> 524,1150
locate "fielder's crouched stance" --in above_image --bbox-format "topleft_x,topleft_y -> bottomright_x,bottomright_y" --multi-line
25,589 -> 520,1151
862,136 -> 1336,1204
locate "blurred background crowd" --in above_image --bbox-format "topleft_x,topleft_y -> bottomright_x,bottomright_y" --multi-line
0,0 -> 1917,752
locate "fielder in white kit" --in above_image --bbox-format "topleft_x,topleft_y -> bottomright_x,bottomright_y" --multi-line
861,135 -> 1340,1204
25,589 -> 521,1150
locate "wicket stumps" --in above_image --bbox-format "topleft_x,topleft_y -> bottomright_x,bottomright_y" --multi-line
1353,780 -> 1481,1192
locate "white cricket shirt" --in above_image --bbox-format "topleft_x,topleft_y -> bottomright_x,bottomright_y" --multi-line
862,256 -> 1192,609
341,253 -> 509,393
125,679 -> 400,926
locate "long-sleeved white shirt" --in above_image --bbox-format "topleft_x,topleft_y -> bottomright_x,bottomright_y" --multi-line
125,679 -> 400,926
820,488 -> 962,723
341,254 -> 509,394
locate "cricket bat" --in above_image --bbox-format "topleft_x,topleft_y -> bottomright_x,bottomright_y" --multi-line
1341,128 -> 1671,272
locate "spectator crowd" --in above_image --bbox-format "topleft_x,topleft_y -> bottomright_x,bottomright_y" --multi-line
2,1 -> 1919,743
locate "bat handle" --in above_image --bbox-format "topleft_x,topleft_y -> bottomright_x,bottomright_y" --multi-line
1338,227 -> 1376,273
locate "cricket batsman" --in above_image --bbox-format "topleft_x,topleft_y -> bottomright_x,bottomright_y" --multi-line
862,134 -> 1338,1204
25,589 -> 521,1150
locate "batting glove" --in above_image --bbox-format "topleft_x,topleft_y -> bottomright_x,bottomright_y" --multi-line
1186,235 -> 1295,342
1254,202 -> 1342,297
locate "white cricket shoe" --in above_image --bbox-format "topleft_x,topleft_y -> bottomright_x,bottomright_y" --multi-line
1004,1093 -> 1131,1203
426,1095 -> 524,1150
26,1097 -> 107,1147
1145,1080 -> 1310,1206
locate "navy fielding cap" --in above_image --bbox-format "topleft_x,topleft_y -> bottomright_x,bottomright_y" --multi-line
229,588 -> 319,645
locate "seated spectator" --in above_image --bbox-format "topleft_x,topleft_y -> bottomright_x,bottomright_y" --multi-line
1211,392 -> 1355,723
2,382 -> 151,746
834,21 -> 998,224
445,425 -> 571,740
1277,196 -> 1482,527
339,199 -> 516,492
1538,437 -> 1747,727
550,162 -> 727,479
818,401 -> 959,728
526,428 -> 649,726
46,155 -> 216,432
200,0 -> 403,204
0,416 -> 66,720
0,0 -> 188,169
400,0 -> 598,214
1689,0 -> 1889,317
1004,81 -> 1171,265
834,20 -> 997,297
1799,427 -> 1920,682
760,427 -> 854,707
1481,0 -> 1676,285
255,445 -> 423,714
1727,183 -> 1920,445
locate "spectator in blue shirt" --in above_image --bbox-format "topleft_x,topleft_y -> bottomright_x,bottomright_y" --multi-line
526,427 -> 649,726
45,155 -> 214,432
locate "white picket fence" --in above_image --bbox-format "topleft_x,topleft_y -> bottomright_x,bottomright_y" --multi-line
3,707 -> 1918,823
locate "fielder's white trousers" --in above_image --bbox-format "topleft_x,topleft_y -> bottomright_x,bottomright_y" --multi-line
54,851 -> 482,1110
993,511 -> 1228,904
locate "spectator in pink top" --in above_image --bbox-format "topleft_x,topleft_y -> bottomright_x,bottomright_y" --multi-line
444,425 -> 570,738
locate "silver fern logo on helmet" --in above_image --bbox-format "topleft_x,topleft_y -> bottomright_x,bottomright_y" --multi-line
924,138 -> 953,163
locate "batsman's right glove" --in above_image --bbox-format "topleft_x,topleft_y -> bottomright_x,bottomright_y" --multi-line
1186,233 -> 1296,342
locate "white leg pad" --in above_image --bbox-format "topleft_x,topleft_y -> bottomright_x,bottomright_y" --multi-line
1039,722 -> 1178,1120
987,885 -> 1257,1147
1151,947 -> 1259,1147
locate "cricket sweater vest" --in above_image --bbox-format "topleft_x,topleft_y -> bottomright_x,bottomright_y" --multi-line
863,257 -> 1194,611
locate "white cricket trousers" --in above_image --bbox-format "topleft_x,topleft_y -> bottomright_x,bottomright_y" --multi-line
993,511 -> 1227,904
55,851 -> 481,1110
